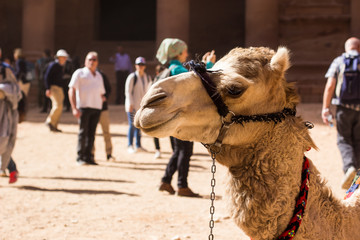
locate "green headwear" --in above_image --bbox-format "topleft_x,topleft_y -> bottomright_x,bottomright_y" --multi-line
156,38 -> 187,64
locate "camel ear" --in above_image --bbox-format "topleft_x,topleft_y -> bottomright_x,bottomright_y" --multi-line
270,47 -> 290,75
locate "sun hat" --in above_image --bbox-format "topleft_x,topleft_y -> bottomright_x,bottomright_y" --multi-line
156,38 -> 187,64
135,56 -> 146,65
56,49 -> 69,58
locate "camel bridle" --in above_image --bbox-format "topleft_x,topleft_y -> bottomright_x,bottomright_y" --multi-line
186,60 -> 306,240
186,60 -> 297,152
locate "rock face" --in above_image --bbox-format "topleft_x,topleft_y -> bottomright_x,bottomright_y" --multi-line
278,0 -> 352,102
0,0 -> 355,103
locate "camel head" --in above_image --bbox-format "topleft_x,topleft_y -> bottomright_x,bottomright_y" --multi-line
135,47 -> 299,146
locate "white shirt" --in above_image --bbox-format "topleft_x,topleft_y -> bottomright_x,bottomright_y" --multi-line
69,67 -> 105,110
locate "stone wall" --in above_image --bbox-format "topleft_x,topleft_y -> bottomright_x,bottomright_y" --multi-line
279,0 -> 351,102
0,0 -> 358,105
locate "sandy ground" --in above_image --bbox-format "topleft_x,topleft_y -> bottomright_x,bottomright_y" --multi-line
0,103 -> 346,240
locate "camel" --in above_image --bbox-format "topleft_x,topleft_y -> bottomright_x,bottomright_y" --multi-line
134,46 -> 360,240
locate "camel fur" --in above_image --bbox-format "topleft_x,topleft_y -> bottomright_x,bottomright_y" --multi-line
134,46 -> 360,240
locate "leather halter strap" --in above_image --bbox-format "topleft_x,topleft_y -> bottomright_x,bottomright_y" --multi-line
186,60 -> 229,117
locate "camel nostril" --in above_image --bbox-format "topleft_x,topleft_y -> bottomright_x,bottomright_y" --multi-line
144,92 -> 167,107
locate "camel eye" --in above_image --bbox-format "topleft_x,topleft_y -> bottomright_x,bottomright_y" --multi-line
226,85 -> 244,98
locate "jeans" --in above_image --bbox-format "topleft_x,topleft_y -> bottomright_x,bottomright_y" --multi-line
336,105 -> 360,172
127,111 -> 141,148
162,137 -> 193,188
7,157 -> 17,172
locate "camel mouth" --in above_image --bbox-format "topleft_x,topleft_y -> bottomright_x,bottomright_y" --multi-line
139,111 -> 179,134
143,92 -> 168,108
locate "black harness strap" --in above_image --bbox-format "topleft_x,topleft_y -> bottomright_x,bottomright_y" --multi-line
232,108 -> 296,126
186,60 -> 229,117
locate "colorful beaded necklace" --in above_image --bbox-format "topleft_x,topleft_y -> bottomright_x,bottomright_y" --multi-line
251,156 -> 310,240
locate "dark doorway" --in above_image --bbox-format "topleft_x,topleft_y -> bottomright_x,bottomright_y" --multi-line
98,0 -> 156,41
189,0 -> 245,58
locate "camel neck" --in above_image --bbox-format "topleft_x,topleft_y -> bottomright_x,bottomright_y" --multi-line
215,120 -> 311,239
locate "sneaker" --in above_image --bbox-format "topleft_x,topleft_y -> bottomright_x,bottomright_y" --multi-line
127,146 -> 135,154
341,166 -> 357,189
86,160 -> 98,165
135,147 -> 147,153
177,187 -> 201,198
159,182 -> 175,195
9,170 -> 18,184
77,160 -> 88,166
46,122 -> 62,132
154,150 -> 161,159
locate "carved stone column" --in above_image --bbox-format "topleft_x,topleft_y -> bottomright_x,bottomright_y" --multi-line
22,0 -> 55,60
351,0 -> 360,37
156,0 -> 190,49
245,0 -> 279,49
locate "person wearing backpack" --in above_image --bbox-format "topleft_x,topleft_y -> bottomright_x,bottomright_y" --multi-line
125,57 -> 151,154
322,37 -> 360,189
156,38 -> 216,197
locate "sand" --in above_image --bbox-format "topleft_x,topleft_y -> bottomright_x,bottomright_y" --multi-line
0,103 -> 345,240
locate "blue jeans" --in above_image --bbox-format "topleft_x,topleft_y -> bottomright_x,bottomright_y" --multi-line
127,111 -> 141,148
7,157 -> 17,172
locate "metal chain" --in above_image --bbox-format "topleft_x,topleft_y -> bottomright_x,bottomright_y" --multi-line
208,151 -> 217,240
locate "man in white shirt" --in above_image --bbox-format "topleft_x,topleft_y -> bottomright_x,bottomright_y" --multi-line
68,51 -> 105,165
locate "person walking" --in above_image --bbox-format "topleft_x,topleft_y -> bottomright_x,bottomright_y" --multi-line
156,38 -> 216,197
68,51 -> 105,166
44,49 -> 69,132
0,47 -> 22,183
125,57 -> 151,153
109,45 -> 133,105
322,37 -> 360,189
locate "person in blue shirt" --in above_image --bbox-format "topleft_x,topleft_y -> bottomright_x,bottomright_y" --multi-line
156,38 -> 216,197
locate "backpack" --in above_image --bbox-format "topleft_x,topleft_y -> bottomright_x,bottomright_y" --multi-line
336,54 -> 360,104
153,65 -> 176,83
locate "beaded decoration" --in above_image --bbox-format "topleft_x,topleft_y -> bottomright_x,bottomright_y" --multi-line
251,156 -> 310,240
344,169 -> 360,200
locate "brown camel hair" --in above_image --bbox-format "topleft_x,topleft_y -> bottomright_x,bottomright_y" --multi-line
135,47 -> 360,240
